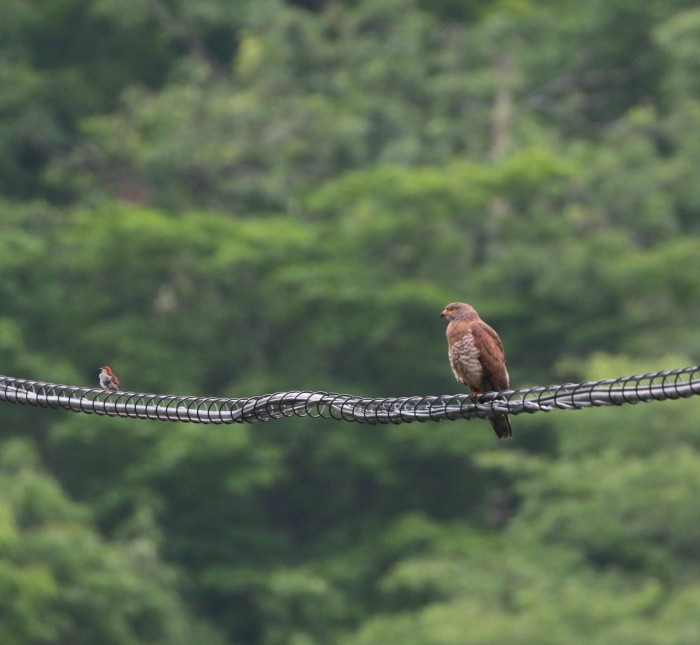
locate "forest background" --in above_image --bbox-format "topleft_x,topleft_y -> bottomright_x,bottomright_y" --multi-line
2,0 -> 700,643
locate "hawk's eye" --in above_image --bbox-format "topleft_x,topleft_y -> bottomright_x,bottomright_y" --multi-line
449,307 -> 457,312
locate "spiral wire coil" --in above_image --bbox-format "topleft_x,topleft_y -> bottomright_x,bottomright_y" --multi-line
0,366 -> 697,425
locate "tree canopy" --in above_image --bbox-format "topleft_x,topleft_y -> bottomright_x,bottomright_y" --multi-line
1,0 -> 699,643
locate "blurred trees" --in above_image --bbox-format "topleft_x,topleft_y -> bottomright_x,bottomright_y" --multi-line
0,439 -> 225,645
1,0 -> 700,643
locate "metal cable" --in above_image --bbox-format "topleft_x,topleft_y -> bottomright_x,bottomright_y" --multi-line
0,366 -> 698,425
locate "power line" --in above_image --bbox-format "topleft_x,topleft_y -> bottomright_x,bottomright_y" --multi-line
0,366 -> 698,425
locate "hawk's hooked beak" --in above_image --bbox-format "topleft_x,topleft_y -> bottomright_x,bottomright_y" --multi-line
440,310 -> 448,318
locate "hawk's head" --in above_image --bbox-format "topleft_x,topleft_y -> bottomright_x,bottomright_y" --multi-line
440,302 -> 479,322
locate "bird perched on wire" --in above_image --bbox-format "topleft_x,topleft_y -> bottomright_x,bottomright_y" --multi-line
441,302 -> 512,439
99,366 -> 121,393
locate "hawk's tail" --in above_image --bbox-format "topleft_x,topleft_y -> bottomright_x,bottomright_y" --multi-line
490,414 -> 512,439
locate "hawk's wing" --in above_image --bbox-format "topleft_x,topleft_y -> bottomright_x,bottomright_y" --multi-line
472,320 -> 509,392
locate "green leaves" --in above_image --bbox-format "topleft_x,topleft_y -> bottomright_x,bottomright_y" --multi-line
2,1 -> 700,643
0,439 -> 226,645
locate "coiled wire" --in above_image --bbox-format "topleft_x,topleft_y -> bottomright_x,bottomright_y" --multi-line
0,366 -> 698,425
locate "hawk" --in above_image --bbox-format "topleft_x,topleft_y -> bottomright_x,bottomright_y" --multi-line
440,302 -> 512,439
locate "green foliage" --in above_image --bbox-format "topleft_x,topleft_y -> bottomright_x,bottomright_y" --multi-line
1,1 -> 700,644
655,7 -> 700,100
0,439 -> 225,645
343,514 -> 700,645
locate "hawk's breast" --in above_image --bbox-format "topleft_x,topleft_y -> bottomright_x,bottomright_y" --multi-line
448,332 -> 483,389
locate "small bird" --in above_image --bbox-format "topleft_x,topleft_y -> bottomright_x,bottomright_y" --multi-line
99,366 -> 121,393
441,302 -> 512,439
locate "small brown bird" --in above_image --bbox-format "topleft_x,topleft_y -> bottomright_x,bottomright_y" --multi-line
99,366 -> 121,393
441,302 -> 512,439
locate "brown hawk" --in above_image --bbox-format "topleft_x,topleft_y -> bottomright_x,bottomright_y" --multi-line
440,302 -> 512,439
